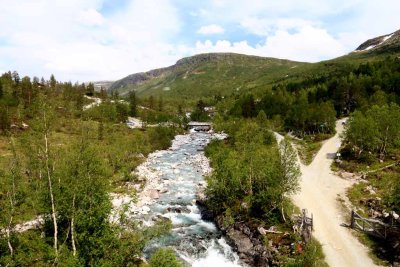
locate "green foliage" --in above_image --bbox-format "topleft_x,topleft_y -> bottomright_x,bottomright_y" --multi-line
129,91 -> 138,117
206,119 -> 300,221
148,248 -> 182,267
285,239 -> 328,267
54,139 -> 112,265
344,104 -> 400,158
0,71 -> 181,265
190,100 -> 209,121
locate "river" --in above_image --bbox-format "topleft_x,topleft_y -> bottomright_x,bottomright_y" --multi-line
113,131 -> 244,266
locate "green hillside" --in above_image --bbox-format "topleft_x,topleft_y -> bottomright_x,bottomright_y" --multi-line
109,30 -> 400,102
109,53 -> 309,99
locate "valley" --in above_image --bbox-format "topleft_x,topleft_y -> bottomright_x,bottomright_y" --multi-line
1,27 -> 400,266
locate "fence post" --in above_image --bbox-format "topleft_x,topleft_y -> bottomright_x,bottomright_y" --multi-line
350,210 -> 355,229
311,213 -> 314,231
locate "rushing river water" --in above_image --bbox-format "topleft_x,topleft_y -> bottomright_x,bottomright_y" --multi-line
115,132 -> 244,266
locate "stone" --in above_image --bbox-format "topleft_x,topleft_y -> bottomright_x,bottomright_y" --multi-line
341,172 -> 353,179
258,227 -> 266,235
148,189 -> 160,199
226,228 -> 253,254
159,188 -> 168,194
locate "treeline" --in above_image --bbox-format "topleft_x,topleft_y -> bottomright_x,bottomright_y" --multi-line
0,71 -> 183,266
343,104 -> 400,160
228,57 -> 400,136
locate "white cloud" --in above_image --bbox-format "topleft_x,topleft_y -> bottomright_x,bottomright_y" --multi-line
258,26 -> 346,61
78,9 -> 105,26
0,0 -> 182,81
1,0 -> 399,82
197,24 -> 225,34
240,17 -> 318,36
193,25 -> 346,62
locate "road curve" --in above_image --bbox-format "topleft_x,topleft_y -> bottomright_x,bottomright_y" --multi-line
291,119 -> 378,267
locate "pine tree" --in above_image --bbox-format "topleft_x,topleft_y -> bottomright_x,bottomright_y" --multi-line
129,91 -> 137,117
158,95 -> 163,111
0,81 -> 3,99
49,74 -> 56,89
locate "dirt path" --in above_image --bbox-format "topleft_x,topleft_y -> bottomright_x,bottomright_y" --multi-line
291,119 -> 378,267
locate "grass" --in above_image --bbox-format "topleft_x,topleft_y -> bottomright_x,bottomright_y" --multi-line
284,238 -> 328,267
343,162 -> 399,265
290,133 -> 333,165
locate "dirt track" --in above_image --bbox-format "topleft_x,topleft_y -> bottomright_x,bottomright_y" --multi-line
291,119 -> 378,267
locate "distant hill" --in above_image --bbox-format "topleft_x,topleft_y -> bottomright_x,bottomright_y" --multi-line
108,53 -> 307,99
354,29 -> 400,54
109,30 -> 400,100
92,81 -> 114,91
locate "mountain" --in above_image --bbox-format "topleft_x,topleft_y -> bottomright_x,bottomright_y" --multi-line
109,30 -> 400,100
108,53 -> 308,99
92,81 -> 114,91
354,29 -> 400,54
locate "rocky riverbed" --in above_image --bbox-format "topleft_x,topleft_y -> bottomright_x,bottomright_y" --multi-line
111,131 -> 246,266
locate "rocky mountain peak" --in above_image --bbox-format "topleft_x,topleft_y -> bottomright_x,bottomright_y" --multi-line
355,29 -> 400,52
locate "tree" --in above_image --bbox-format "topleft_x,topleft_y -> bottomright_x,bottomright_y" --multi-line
55,138 -> 112,264
0,138 -> 22,260
158,95 -> 163,111
129,91 -> 138,117
148,95 -> 155,109
190,100 -> 209,121
0,105 -> 10,132
278,138 -> 301,198
86,82 -> 95,96
366,104 -> 400,157
344,111 -> 379,157
21,76 -> 33,106
49,74 -> 56,89
148,248 -> 182,267
0,81 -> 3,99
256,110 -> 267,127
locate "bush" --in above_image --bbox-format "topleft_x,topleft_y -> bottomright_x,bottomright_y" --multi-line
148,248 -> 182,267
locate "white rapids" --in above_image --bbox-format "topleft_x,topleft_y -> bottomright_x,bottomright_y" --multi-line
112,131 -> 244,266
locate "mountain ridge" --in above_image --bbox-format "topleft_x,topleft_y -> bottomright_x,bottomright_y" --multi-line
109,29 -> 400,99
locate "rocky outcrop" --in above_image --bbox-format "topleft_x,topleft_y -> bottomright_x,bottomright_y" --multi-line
220,219 -> 273,266
223,221 -> 272,266
196,197 -> 273,266
355,29 -> 400,53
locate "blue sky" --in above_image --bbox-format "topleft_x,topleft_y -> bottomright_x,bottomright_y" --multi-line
0,0 -> 399,82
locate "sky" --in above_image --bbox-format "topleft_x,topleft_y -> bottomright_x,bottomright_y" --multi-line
0,0 -> 399,82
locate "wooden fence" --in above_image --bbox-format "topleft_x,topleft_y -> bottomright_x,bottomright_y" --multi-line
350,210 -> 399,239
293,209 -> 313,243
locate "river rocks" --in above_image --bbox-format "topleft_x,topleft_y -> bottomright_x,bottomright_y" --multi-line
227,228 -> 254,254
206,214 -> 273,266
166,206 -> 190,213
147,189 -> 160,199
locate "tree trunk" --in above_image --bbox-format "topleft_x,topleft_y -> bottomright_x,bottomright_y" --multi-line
43,113 -> 58,258
7,193 -> 14,257
71,194 -> 77,257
